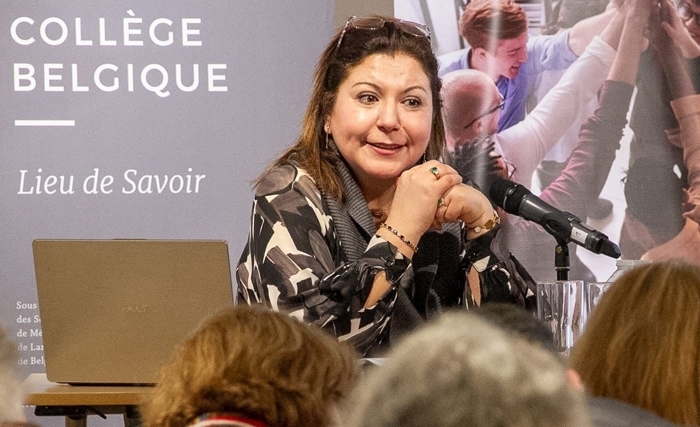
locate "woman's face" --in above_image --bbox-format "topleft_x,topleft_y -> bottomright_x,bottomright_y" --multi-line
326,53 -> 433,188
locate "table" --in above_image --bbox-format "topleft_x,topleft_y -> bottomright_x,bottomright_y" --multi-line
23,373 -> 153,427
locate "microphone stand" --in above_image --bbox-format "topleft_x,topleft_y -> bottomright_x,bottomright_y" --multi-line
554,238 -> 570,281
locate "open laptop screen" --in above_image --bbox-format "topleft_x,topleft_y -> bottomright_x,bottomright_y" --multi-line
33,239 -> 234,385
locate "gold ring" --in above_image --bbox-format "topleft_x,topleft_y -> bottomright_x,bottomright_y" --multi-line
437,197 -> 445,208
429,166 -> 440,180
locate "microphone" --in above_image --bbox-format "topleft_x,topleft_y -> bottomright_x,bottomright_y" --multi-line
489,178 -> 621,259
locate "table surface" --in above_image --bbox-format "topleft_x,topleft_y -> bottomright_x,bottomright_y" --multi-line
23,373 -> 154,407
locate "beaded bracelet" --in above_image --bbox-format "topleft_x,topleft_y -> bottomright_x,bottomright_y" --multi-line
379,222 -> 419,253
466,210 -> 500,233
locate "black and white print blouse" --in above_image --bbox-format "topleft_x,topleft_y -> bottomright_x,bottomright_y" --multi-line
236,160 -> 536,356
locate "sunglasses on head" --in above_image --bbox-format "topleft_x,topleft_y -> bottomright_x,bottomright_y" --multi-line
336,16 -> 431,50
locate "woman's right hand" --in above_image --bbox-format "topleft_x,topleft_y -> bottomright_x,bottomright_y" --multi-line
382,160 -> 462,246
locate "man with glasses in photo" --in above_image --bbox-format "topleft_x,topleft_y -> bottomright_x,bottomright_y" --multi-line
439,6 -> 631,282
439,0 -> 618,133
441,16 -> 616,196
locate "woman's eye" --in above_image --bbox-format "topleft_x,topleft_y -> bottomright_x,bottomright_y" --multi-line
404,98 -> 422,108
358,93 -> 378,104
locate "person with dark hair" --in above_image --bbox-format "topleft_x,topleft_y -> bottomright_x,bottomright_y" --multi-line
472,303 -> 557,354
440,0 -> 616,132
570,260 -> 700,426
140,305 -> 359,427
237,16 -> 537,357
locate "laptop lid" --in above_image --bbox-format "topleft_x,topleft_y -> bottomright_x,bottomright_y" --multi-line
33,239 -> 234,385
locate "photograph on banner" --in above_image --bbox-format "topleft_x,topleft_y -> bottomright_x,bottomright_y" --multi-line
396,0 -> 700,282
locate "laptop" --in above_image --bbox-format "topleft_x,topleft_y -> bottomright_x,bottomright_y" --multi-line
32,239 -> 234,385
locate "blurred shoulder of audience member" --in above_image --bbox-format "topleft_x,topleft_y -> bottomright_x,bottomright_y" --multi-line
570,260 -> 700,426
141,305 -> 359,427
0,325 -> 27,426
342,311 -> 589,427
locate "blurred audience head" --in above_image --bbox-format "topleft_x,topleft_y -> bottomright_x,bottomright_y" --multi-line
0,325 -> 26,425
473,303 -> 558,355
141,305 -> 359,427
570,260 -> 700,426
343,311 -> 589,427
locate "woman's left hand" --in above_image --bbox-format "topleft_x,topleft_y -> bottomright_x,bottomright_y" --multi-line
434,183 -> 494,227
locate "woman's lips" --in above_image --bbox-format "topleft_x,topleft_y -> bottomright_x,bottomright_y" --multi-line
368,142 -> 402,151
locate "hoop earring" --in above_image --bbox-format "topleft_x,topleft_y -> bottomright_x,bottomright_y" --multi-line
325,126 -> 331,150
421,152 -> 427,163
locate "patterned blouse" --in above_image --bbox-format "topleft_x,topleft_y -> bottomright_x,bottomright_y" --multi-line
236,159 -> 536,356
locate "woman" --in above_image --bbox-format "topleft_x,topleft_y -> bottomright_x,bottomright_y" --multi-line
140,305 -> 358,427
569,261 -> 700,426
237,16 -> 536,356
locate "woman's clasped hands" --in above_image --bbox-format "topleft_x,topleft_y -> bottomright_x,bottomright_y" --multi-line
382,160 -> 495,250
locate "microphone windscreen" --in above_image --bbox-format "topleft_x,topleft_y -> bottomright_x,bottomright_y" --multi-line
489,179 -> 530,214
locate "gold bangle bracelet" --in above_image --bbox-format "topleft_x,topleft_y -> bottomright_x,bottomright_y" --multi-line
466,211 -> 500,233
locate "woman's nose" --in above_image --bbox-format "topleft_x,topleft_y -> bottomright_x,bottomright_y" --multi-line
377,102 -> 400,131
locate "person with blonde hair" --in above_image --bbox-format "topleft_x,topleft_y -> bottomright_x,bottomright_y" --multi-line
140,305 -> 359,427
342,311 -> 589,427
570,260 -> 700,426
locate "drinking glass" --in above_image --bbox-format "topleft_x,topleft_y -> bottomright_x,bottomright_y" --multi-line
536,280 -> 585,356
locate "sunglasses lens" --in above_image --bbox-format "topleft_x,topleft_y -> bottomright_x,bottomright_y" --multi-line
396,21 -> 431,38
350,17 -> 385,30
